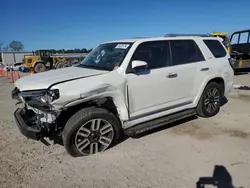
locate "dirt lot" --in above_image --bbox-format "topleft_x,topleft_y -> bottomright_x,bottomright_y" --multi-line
0,73 -> 250,188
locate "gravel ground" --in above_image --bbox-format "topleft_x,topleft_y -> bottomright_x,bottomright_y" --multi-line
0,72 -> 250,188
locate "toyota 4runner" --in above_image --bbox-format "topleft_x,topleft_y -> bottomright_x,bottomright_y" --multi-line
12,36 -> 234,157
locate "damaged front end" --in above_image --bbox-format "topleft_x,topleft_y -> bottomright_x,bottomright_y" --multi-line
12,87 -> 62,144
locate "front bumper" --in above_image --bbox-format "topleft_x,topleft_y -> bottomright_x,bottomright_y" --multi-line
14,108 -> 42,140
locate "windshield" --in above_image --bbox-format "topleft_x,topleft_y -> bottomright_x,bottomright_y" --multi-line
77,42 -> 133,71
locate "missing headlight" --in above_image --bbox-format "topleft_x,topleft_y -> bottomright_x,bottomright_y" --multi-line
48,89 -> 60,101
19,89 -> 60,104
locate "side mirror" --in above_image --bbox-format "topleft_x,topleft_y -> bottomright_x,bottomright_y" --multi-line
131,60 -> 148,72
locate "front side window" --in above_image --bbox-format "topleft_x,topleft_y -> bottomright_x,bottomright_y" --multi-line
78,42 -> 133,71
131,41 -> 170,69
170,40 -> 205,66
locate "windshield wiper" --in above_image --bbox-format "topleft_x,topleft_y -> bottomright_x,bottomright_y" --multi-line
77,64 -> 95,69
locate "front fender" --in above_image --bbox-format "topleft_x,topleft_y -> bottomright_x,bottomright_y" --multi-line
64,88 -> 129,121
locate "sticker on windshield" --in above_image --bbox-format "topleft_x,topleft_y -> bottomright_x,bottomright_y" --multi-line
115,44 -> 130,49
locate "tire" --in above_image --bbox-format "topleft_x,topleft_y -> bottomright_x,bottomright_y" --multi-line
63,107 -> 121,157
34,63 -> 46,73
55,62 -> 66,69
196,82 -> 223,118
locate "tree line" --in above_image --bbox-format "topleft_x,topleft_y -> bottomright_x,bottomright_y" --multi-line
38,48 -> 92,54
0,40 -> 92,53
0,41 -> 24,51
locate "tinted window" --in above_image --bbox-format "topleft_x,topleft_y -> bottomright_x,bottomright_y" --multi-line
203,40 -> 227,58
170,40 -> 205,66
131,41 -> 170,69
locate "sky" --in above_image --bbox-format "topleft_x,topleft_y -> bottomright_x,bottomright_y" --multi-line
1,0 -> 250,51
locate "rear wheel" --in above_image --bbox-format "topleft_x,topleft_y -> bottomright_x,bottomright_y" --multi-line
63,107 -> 121,157
196,82 -> 223,117
55,62 -> 66,69
34,63 -> 46,73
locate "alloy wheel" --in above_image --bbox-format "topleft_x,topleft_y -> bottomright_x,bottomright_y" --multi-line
204,88 -> 220,113
75,119 -> 114,155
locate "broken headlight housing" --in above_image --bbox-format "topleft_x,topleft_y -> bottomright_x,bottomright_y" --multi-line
19,89 -> 60,104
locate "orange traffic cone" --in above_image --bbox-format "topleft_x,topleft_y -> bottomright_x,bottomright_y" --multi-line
10,69 -> 15,83
30,68 -> 35,75
16,71 -> 20,79
0,67 -> 3,77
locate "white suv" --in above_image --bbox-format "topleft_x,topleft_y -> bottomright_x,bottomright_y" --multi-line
12,36 -> 234,157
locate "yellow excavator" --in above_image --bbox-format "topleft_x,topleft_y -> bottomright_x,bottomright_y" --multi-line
21,50 -> 69,73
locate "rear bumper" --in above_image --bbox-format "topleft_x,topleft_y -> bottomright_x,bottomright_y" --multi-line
14,108 -> 41,140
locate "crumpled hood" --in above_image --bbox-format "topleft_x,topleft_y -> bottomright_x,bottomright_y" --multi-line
14,67 -> 109,91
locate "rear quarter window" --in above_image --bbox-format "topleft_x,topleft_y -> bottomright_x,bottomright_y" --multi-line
203,40 -> 227,58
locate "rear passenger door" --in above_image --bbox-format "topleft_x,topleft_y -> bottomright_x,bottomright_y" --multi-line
169,39 -> 208,102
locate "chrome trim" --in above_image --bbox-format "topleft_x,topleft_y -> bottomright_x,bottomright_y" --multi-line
123,101 -> 193,129
130,101 -> 192,121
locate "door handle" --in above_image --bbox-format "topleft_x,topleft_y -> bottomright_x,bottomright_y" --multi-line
167,73 -> 178,78
201,67 -> 209,71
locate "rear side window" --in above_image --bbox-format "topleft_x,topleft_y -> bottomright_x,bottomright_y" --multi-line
203,40 -> 227,58
170,40 -> 205,66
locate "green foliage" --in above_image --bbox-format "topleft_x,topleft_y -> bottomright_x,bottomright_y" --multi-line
1,40 -> 92,54
37,48 -> 93,54
9,40 -> 24,51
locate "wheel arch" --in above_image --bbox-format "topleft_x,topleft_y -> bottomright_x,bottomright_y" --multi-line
206,77 -> 225,95
59,93 -> 129,128
194,76 -> 225,106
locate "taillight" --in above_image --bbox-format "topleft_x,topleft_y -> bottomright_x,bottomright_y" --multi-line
228,58 -> 235,69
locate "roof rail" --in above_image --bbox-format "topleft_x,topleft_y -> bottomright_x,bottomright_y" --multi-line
132,37 -> 150,39
164,33 -> 212,37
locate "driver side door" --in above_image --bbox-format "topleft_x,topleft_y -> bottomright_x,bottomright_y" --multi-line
125,41 -> 180,119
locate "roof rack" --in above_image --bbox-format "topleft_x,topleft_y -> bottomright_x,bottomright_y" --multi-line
164,33 -> 213,37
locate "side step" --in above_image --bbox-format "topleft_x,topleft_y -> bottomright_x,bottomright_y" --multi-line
124,109 -> 197,137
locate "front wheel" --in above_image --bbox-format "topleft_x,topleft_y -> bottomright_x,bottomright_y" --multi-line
63,107 -> 121,157
196,82 -> 223,118
34,63 -> 46,73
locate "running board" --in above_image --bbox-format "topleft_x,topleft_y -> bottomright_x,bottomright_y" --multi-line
124,109 -> 197,137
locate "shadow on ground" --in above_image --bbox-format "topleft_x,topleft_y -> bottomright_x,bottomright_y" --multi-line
51,97 -> 229,151
221,97 -> 228,106
130,97 -> 228,139
234,69 -> 250,75
196,165 -> 243,188
131,115 -> 198,139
